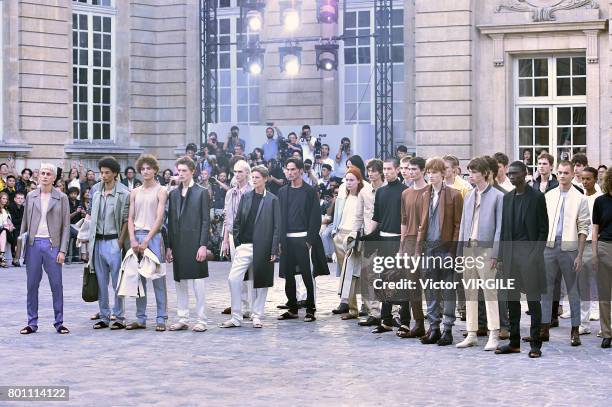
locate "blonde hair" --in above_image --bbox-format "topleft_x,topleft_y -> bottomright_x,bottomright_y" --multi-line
39,163 -> 57,175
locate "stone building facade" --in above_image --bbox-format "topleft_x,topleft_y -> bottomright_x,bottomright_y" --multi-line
0,0 -> 610,172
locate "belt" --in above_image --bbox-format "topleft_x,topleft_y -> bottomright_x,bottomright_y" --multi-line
96,233 -> 119,241
287,232 -> 307,238
380,231 -> 400,237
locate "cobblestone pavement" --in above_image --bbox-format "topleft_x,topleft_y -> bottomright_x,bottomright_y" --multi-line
0,261 -> 611,406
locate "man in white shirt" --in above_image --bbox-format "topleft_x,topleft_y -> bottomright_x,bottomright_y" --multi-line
578,167 -> 603,334
494,152 -> 515,192
299,125 -> 317,162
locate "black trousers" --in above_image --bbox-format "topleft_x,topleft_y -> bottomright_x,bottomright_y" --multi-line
508,298 -> 541,349
283,236 -> 316,314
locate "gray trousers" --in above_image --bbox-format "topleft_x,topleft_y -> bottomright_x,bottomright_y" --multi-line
542,242 -> 580,327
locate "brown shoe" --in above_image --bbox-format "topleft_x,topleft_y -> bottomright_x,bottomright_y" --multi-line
125,322 -> 146,330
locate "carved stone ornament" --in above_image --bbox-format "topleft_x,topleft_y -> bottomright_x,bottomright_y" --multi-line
496,0 -> 599,22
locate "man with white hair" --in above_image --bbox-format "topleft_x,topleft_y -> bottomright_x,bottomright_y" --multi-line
19,163 -> 71,335
221,160 -> 252,318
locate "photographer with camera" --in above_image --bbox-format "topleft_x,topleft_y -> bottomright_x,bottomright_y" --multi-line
224,126 -> 246,155
335,137 -> 352,178
302,159 -> 319,187
266,159 -> 286,196
286,132 -> 302,156
300,125 -> 317,162
207,132 -> 223,156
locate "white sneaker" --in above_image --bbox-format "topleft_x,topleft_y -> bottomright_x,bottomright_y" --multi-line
590,311 -> 600,321
579,326 -> 591,335
484,331 -> 499,351
456,334 -> 478,348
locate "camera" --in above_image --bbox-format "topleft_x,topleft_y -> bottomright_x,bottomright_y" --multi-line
314,133 -> 326,156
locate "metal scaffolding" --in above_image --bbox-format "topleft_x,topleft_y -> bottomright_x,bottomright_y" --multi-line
374,0 -> 394,159
199,0 -> 217,150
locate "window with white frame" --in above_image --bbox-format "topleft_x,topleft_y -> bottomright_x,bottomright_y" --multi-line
515,56 -> 587,173
72,0 -> 114,141
215,8 -> 260,125
341,7 -> 404,133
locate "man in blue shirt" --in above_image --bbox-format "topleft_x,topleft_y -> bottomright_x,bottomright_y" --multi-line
262,127 -> 279,162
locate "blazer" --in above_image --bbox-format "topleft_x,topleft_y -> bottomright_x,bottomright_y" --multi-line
416,184 -> 463,256
20,188 -> 71,253
499,185 -> 548,296
167,182 -> 210,281
457,185 -> 504,258
544,185 -> 590,251
233,190 -> 280,288
532,173 -> 558,194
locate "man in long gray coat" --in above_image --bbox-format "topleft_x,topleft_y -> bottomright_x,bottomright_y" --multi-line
166,156 -> 210,332
220,166 -> 280,328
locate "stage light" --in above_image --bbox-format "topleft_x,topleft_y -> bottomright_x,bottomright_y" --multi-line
280,1 -> 301,32
315,43 -> 339,71
279,46 -> 302,75
240,1 -> 265,33
246,10 -> 263,32
317,0 -> 338,24
243,46 -> 265,75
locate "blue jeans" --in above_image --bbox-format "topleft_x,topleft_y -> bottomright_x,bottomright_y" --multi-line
134,230 -> 168,325
94,239 -> 124,323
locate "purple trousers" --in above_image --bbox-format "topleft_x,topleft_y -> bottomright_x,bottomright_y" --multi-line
25,238 -> 64,330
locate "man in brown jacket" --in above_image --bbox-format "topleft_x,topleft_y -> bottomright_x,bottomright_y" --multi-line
418,157 -> 463,346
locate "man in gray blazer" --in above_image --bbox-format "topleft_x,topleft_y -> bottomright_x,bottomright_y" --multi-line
20,163 -> 70,335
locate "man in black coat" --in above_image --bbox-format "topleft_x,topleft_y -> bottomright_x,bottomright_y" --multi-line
277,158 -> 328,322
220,166 -> 280,329
496,161 -> 548,358
166,156 -> 210,332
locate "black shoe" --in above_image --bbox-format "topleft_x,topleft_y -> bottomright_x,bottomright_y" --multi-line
332,303 -> 350,314
421,329 -> 441,344
221,307 -> 231,315
93,321 -> 109,329
277,311 -> 299,320
304,313 -> 316,322
371,324 -> 393,334
358,316 -> 380,327
437,330 -> 453,346
601,338 -> 612,348
570,326 -> 581,347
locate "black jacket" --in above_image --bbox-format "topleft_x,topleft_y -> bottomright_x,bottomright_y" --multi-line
233,190 -> 280,288
277,182 -> 329,278
168,183 -> 210,281
531,173 -> 558,194
499,185 -> 548,296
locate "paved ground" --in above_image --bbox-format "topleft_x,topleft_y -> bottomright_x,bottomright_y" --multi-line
0,261 -> 611,406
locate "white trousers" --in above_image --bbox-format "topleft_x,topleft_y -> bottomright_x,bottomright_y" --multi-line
462,246 -> 500,332
228,244 -> 268,324
229,234 -> 252,312
176,278 -> 207,325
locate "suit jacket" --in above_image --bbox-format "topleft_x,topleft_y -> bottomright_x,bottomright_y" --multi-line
167,182 -> 210,281
457,185 -> 504,258
532,174 -> 558,194
499,185 -> 548,296
416,184 -> 463,256
233,190 -> 280,288
277,182 -> 329,278
20,188 -> 70,253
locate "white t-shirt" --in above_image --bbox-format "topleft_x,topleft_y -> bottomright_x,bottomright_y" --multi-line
35,193 -> 51,238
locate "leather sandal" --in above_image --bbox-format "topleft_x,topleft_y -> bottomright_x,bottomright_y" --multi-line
20,326 -> 36,335
56,325 -> 70,334
125,322 -> 146,330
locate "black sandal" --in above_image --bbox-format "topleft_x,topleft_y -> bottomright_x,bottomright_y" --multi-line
20,326 -> 36,335
396,325 -> 411,338
277,311 -> 299,320
56,325 -> 70,334
110,322 -> 126,330
304,313 -> 316,322
528,349 -> 542,358
93,321 -> 109,329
